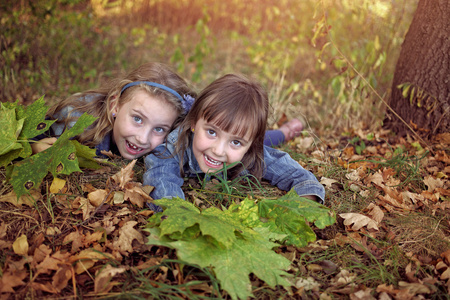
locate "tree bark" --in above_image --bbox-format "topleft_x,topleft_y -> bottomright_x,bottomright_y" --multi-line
384,0 -> 449,138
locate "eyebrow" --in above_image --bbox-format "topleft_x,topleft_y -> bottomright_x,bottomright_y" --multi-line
207,123 -> 250,144
132,109 -> 172,129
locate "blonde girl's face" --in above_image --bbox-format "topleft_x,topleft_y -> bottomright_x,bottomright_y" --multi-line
112,90 -> 178,160
191,117 -> 253,174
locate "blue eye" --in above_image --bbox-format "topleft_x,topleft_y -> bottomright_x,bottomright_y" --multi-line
133,116 -> 142,124
154,127 -> 165,133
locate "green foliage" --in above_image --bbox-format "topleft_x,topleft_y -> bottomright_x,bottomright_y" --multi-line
349,136 -> 367,155
0,98 -> 100,198
0,97 -> 56,166
1,2 -> 129,103
397,82 -> 438,114
170,11 -> 215,83
145,195 -> 336,299
233,190 -> 336,247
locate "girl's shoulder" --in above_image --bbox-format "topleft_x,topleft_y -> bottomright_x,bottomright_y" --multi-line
166,128 -> 182,144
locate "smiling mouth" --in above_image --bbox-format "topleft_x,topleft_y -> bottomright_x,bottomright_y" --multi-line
126,140 -> 144,152
204,154 -> 223,167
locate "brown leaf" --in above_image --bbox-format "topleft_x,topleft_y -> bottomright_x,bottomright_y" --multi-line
398,281 -> 431,295
84,231 -> 104,246
63,230 -> 85,253
88,189 -> 109,207
365,203 -> 384,224
94,264 -> 127,294
365,171 -> 384,187
73,196 -> 95,220
33,244 -> 52,264
0,269 -> 27,293
441,249 -> 450,264
111,159 -> 136,189
52,264 -> 72,293
71,248 -> 113,274
0,189 -> 40,207
320,177 -> 339,189
339,213 -> 379,231
36,251 -> 71,276
112,221 -> 144,255
123,182 -> 152,208
423,175 -> 444,192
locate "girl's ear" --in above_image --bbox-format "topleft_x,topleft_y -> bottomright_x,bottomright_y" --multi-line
110,95 -> 119,115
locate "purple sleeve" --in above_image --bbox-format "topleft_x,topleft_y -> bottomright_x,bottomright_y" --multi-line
264,130 -> 285,147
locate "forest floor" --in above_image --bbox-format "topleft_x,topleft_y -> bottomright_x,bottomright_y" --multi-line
1,126 -> 449,299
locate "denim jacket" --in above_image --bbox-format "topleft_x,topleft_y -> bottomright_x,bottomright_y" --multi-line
144,129 -> 325,203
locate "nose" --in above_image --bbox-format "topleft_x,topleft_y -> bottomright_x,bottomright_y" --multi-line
135,128 -> 151,146
211,139 -> 226,157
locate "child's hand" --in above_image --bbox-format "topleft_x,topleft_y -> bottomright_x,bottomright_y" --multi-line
31,137 -> 57,154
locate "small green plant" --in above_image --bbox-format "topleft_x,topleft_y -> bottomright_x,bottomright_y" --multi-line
349,136 -> 366,155
145,193 -> 336,299
0,97 -> 102,199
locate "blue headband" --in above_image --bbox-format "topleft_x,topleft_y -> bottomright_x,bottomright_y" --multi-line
120,81 -> 194,114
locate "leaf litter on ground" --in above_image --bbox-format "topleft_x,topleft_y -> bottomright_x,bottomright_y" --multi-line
0,125 -> 449,299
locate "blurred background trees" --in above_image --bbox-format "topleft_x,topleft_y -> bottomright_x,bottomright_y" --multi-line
2,0 -> 430,136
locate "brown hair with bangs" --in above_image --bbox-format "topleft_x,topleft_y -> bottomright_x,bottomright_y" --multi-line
175,73 -> 269,179
46,62 -> 195,148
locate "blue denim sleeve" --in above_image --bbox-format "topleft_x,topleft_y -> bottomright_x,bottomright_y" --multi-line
143,144 -> 186,200
262,146 -> 325,203
264,130 -> 285,147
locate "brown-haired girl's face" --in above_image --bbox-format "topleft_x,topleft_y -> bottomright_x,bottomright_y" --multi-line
112,90 -> 178,159
191,117 -> 253,173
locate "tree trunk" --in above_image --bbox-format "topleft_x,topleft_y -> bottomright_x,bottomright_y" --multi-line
384,0 -> 449,138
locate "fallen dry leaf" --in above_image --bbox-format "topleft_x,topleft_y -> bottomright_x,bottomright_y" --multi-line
320,177 -> 338,189
88,189 -> 109,207
112,221 -> 144,255
50,177 -> 66,194
0,189 -> 40,207
110,159 -> 136,189
72,248 -> 114,274
94,264 -> 127,294
0,269 -> 27,293
365,203 -> 384,224
13,234 -> 29,256
339,213 -> 379,231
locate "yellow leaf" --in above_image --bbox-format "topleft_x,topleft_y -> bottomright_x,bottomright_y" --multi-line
50,177 -> 66,194
13,234 -> 29,255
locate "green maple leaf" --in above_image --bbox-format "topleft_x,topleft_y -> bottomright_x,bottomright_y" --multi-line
0,97 -> 56,166
10,113 -> 97,198
0,104 -> 24,156
256,190 -> 336,247
146,226 -> 292,300
228,190 -> 336,247
72,140 -> 103,169
150,198 -> 247,248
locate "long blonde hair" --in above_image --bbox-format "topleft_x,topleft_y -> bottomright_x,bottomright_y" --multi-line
47,62 -> 195,147
175,73 -> 269,179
